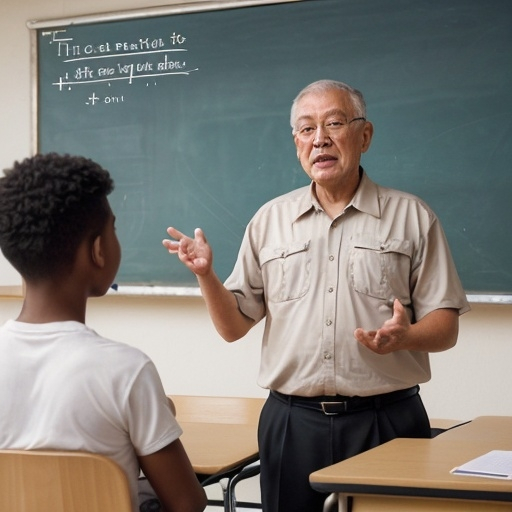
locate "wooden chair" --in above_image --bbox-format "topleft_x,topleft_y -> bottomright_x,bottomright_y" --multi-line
0,449 -> 132,512
171,395 -> 265,512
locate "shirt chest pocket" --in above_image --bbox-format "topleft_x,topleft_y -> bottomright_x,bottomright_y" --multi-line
349,236 -> 412,301
259,241 -> 311,303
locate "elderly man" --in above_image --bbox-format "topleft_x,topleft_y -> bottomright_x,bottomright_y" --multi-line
164,79 -> 469,512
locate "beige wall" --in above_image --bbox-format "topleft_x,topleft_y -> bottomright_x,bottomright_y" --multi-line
1,0 -> 512,427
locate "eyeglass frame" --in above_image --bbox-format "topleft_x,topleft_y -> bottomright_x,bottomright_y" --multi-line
293,116 -> 367,142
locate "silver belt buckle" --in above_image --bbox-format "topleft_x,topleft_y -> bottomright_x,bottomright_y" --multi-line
320,401 -> 347,415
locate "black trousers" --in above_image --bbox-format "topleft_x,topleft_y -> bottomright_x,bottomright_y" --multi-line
257,387 -> 430,512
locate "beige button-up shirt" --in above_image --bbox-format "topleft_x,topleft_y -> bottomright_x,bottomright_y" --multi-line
224,171 -> 470,397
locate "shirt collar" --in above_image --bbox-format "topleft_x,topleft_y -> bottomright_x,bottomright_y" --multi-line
349,169 -> 381,218
294,168 -> 381,222
291,183 -> 318,223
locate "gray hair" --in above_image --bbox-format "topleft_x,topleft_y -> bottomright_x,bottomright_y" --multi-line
290,79 -> 367,131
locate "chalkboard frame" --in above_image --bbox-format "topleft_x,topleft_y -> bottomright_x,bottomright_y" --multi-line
28,0 -> 512,303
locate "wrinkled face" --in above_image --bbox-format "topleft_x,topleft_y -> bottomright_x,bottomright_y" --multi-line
292,89 -> 373,192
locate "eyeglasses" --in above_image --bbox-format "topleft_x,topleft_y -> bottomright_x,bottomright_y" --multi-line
294,117 -> 366,142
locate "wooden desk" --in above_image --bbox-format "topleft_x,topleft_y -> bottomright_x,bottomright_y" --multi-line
172,395 -> 264,512
179,421 -> 259,475
310,416 -> 512,511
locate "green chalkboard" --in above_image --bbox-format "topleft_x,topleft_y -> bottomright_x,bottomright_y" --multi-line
33,0 -> 512,296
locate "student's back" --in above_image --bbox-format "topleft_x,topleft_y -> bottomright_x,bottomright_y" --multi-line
0,319 -> 178,509
0,153 -> 207,512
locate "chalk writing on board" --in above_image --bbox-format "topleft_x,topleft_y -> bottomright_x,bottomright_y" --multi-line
41,29 -> 198,105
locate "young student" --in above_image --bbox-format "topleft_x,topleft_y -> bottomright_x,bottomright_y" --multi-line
0,153 -> 207,512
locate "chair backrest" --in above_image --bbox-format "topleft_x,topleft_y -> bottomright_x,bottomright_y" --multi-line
0,449 -> 132,512
171,395 -> 265,425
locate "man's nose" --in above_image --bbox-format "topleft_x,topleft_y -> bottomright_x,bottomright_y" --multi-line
313,126 -> 330,147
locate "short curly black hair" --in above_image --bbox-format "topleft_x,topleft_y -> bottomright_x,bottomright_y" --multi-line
0,153 -> 114,280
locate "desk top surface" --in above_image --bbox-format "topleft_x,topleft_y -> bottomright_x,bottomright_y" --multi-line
179,421 -> 259,475
310,416 -> 512,500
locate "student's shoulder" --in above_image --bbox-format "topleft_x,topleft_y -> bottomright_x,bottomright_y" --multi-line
80,325 -> 152,366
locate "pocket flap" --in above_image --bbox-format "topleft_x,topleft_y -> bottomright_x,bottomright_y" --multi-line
259,240 -> 310,266
352,235 -> 412,257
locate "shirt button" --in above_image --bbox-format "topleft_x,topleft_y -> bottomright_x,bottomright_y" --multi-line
328,287 -> 334,293
329,255 -> 334,261
324,352 -> 332,360
325,319 -> 332,326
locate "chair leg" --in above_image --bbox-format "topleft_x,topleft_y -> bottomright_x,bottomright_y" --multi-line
323,492 -> 339,512
225,462 -> 262,512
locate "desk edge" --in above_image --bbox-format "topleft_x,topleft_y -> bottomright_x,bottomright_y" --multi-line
310,482 -> 512,503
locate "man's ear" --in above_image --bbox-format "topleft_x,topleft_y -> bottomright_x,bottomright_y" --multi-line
361,121 -> 374,153
91,234 -> 105,269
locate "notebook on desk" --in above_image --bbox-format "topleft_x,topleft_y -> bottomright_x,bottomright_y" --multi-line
451,450 -> 512,480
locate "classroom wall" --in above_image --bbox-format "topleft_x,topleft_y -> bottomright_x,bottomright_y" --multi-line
1,0 -> 512,427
